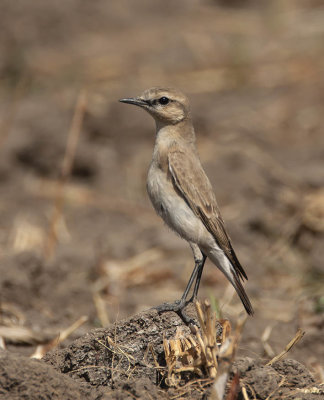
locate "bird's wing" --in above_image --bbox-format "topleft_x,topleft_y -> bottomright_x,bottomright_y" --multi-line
168,148 -> 248,281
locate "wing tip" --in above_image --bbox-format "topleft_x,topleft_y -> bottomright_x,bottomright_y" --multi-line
233,274 -> 254,316
230,245 -> 248,281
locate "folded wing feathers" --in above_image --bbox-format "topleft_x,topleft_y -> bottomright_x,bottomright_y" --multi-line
168,150 -> 249,284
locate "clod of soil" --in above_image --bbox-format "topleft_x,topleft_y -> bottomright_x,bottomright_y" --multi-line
232,357 -> 317,399
43,307 -> 194,392
0,351 -> 95,400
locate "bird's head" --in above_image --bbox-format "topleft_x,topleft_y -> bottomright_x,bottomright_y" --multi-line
120,87 -> 191,125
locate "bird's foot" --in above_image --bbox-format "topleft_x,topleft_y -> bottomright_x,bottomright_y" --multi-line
155,300 -> 194,325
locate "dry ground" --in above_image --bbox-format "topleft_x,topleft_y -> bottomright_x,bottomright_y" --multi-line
0,0 -> 323,398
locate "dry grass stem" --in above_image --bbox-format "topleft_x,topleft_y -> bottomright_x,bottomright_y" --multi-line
0,302 -> 26,326
44,89 -> 87,259
242,385 -> 251,400
31,336 -> 60,359
31,315 -> 88,359
59,315 -> 88,343
213,372 -> 230,400
93,292 -> 110,327
96,334 -> 136,378
162,300 -> 235,390
9,217 -> 46,253
148,343 -> 162,371
0,336 -> 6,350
0,325 -> 55,345
261,325 -> 275,358
266,328 -> 305,366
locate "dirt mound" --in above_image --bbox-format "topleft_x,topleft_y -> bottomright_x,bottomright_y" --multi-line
42,308 -> 320,399
43,308 -> 192,392
0,308 -> 321,399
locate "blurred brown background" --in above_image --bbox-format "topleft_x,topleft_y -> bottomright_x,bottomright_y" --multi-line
0,0 -> 323,374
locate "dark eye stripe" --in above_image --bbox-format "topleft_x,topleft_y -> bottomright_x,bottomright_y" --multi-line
146,98 -> 174,106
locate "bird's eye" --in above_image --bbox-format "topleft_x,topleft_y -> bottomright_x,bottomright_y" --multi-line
159,97 -> 169,105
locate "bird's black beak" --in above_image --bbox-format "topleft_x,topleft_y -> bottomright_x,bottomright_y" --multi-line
119,97 -> 148,107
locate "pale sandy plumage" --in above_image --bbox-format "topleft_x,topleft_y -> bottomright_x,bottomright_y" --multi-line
120,87 -> 253,316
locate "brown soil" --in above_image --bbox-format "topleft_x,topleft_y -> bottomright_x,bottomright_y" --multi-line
0,0 -> 323,398
1,307 -> 321,399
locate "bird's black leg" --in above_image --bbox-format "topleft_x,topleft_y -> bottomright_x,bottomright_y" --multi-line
155,255 -> 205,325
189,253 -> 206,302
178,260 -> 200,306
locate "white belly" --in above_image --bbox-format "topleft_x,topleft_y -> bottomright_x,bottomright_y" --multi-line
147,164 -> 214,247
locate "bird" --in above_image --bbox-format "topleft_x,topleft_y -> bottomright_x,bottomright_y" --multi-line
120,87 -> 253,322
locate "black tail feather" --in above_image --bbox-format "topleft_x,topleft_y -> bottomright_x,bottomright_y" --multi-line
233,273 -> 254,315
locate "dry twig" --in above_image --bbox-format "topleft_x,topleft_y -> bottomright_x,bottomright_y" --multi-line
31,315 -> 88,359
162,300 -> 234,392
266,329 -> 305,366
44,89 -> 87,259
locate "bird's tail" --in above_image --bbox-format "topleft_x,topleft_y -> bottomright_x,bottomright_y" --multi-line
207,248 -> 254,315
232,273 -> 254,315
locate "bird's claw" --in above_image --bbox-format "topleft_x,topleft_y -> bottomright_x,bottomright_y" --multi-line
155,300 -> 194,325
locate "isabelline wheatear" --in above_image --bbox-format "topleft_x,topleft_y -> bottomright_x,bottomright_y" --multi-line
120,87 -> 253,322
